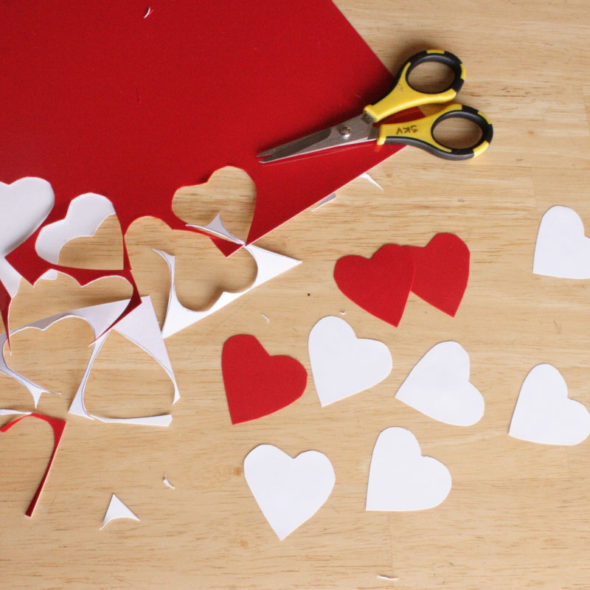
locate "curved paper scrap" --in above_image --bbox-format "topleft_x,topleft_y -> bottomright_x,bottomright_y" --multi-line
244,444 -> 335,540
1,412 -> 66,517
0,297 -> 178,419
36,194 -> 115,264
67,296 -> 178,424
395,341 -> 485,426
366,427 -> 451,512
533,206 -> 590,279
101,493 -> 140,529
509,364 -> 590,446
157,243 -> 300,339
0,409 -> 30,416
308,316 -> 392,407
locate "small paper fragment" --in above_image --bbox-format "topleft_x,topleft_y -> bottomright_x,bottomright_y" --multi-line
101,494 -> 140,529
163,475 -> 175,489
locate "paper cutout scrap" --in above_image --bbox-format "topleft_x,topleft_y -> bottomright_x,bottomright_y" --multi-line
405,233 -> 470,316
509,364 -> 590,446
533,206 -> 590,279
162,475 -> 175,490
0,297 -> 178,423
157,239 -> 300,339
0,409 -> 30,416
222,335 -> 307,424
308,316 -> 392,407
2,1 -> 405,333
243,444 -> 335,540
36,194 -> 116,264
366,427 -> 452,512
1,413 -> 66,517
334,234 -> 469,326
101,493 -> 140,529
395,341 -> 485,426
334,244 -> 415,327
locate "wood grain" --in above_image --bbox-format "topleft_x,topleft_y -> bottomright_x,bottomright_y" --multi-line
2,1 -> 590,588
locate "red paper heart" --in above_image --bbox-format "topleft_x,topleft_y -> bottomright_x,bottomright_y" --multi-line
222,335 -> 307,424
405,233 -> 470,316
334,244 -> 415,327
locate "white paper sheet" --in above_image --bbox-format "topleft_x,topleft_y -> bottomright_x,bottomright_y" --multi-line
157,240 -> 300,339
308,316 -> 392,407
395,341 -> 484,426
509,363 -> 590,445
533,206 -> 590,278
35,193 -> 115,264
366,427 -> 452,511
243,444 -> 335,540
101,493 -> 140,529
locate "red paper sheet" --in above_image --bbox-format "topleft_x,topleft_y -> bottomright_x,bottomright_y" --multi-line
1,0 -> 402,328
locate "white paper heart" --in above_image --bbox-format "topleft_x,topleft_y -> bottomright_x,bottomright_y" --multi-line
35,193 -> 115,264
366,427 -> 451,512
308,316 -> 392,407
533,206 -> 590,278
509,363 -> 590,445
0,177 -> 54,256
395,341 -> 484,426
243,444 -> 335,540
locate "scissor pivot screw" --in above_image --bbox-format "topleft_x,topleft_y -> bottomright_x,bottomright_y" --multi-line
338,125 -> 352,139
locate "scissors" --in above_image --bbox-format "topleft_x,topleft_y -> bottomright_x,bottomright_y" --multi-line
258,49 -> 493,162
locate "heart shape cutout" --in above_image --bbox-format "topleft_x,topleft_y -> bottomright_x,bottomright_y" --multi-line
308,316 -> 392,406
334,244 -> 414,327
404,233 -> 469,316
395,341 -> 484,426
222,334 -> 307,424
174,166 -> 256,244
533,206 -> 590,278
0,178 -> 54,256
509,364 -> 590,445
243,444 -> 335,540
366,427 -> 451,511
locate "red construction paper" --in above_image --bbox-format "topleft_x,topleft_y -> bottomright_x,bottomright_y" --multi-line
405,233 -> 470,316
1,0 -> 404,330
222,335 -> 307,424
334,245 -> 415,327
1,413 -> 66,517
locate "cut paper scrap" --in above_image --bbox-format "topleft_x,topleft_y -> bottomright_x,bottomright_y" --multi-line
334,244 -> 415,327
308,316 -> 392,407
509,364 -> 590,446
0,297 -> 178,421
395,341 -> 484,426
35,194 -> 116,264
162,475 -> 175,490
157,242 -> 300,339
1,413 -> 66,517
101,493 -> 140,529
404,233 -> 470,316
3,1 -> 405,327
0,409 -> 30,416
366,427 -> 451,512
243,444 -> 335,540
333,234 -> 469,326
222,335 -> 307,424
533,206 -> 590,278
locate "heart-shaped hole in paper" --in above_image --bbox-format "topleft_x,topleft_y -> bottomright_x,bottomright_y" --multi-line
173,166 -> 256,243
36,194 -> 123,269
127,217 -> 257,312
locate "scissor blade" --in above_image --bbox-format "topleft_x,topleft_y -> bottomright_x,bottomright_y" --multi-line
258,113 -> 375,163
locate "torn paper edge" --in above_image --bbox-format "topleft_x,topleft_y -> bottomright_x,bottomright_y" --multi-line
101,493 -> 140,529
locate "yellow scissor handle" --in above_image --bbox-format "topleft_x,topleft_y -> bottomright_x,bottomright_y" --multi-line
377,103 -> 493,160
364,49 -> 465,123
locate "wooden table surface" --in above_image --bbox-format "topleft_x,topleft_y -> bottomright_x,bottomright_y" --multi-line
2,1 -> 590,588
